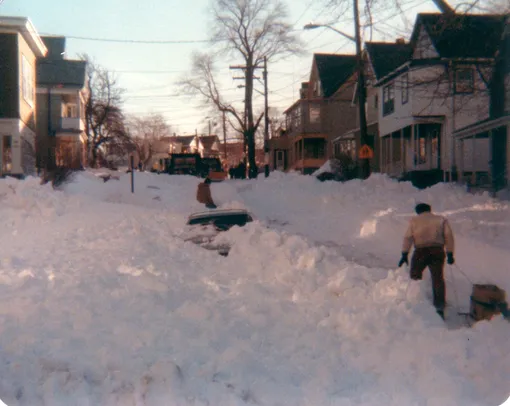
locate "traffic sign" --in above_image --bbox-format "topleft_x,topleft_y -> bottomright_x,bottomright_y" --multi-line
358,144 -> 374,159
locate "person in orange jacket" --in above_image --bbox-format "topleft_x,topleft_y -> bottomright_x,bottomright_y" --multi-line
196,177 -> 217,209
398,203 -> 455,319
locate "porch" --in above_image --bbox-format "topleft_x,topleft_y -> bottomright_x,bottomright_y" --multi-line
55,135 -> 86,169
332,122 -> 379,172
289,134 -> 327,174
454,114 -> 510,193
380,120 -> 443,179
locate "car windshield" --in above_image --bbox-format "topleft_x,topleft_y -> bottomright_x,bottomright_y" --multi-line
188,213 -> 252,227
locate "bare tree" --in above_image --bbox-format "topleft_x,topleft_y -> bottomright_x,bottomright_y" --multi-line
180,0 -> 302,178
127,114 -> 171,170
80,55 -> 128,167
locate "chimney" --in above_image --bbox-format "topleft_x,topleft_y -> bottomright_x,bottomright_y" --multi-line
396,38 -> 406,44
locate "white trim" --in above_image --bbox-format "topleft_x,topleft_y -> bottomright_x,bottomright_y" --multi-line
454,115 -> 510,139
36,87 -> 83,94
0,17 -> 47,57
332,121 -> 379,143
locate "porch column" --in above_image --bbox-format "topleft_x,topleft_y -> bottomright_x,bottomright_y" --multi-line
489,129 -> 494,195
301,139 -> 304,174
471,134 -> 476,185
380,136 -> 383,173
390,133 -> 394,175
400,128 -> 405,174
459,138 -> 464,184
416,124 -> 420,169
411,125 -> 416,170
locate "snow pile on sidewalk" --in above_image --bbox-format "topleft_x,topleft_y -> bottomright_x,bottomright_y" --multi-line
0,172 -> 507,405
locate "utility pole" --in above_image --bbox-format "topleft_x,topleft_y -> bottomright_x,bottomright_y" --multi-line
222,110 -> 227,165
263,56 -> 269,178
431,0 -> 455,13
353,0 -> 370,180
230,65 -> 248,176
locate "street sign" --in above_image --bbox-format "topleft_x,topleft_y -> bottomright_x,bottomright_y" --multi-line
358,144 -> 374,159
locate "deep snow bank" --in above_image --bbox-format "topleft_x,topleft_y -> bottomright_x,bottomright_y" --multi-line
0,172 -> 507,405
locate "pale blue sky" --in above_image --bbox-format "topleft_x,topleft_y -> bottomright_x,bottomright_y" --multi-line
1,0 -> 456,135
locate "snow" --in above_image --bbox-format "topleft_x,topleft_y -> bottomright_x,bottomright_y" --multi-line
0,170 -> 508,405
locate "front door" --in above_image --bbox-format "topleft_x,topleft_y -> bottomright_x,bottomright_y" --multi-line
276,150 -> 285,170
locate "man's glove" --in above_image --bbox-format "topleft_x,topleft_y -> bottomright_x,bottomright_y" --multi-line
447,252 -> 455,265
398,252 -> 409,267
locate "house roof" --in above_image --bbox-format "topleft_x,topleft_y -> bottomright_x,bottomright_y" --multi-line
41,36 -> 66,59
313,54 -> 357,97
411,13 -> 506,59
365,42 -> 413,80
167,135 -> 196,146
37,59 -> 87,88
199,135 -> 219,150
152,140 -> 171,153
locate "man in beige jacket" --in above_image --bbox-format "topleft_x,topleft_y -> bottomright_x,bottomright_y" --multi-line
398,203 -> 455,318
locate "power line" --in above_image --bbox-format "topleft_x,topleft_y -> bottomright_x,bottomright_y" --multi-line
40,33 -> 211,44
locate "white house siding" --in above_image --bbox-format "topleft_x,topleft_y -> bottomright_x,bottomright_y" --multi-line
0,119 -> 21,175
378,64 -> 492,176
413,26 -> 440,59
461,137 -> 490,172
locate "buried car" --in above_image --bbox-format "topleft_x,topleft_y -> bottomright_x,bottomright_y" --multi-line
183,209 -> 254,256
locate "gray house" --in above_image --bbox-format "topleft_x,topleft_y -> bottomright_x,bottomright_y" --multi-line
36,35 -> 88,170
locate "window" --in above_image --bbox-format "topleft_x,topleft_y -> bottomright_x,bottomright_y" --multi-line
2,136 -> 12,173
374,94 -> 378,109
383,83 -> 395,116
401,73 -> 409,104
62,103 -> 78,118
292,105 -> 301,130
21,55 -> 34,106
313,81 -> 322,97
431,132 -> 439,155
419,137 -> 426,164
309,105 -> 320,124
455,68 -> 474,94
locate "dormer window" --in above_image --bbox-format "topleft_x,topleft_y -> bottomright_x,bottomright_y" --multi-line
454,68 -> 474,94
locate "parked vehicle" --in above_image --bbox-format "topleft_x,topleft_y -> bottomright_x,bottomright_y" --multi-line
183,209 -> 254,256
200,157 -> 228,181
165,153 -> 201,176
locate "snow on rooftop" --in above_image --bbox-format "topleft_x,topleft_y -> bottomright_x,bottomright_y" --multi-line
0,170 -> 508,405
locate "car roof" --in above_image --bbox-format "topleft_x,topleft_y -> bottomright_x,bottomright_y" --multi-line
187,208 -> 252,221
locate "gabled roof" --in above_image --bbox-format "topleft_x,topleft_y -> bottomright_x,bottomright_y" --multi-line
199,135 -> 219,150
41,36 -> 66,59
313,54 -> 357,97
365,42 -> 413,80
37,59 -> 87,87
167,135 -> 196,146
411,13 -> 506,59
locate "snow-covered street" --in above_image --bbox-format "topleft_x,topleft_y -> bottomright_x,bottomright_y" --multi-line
0,171 -> 508,405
